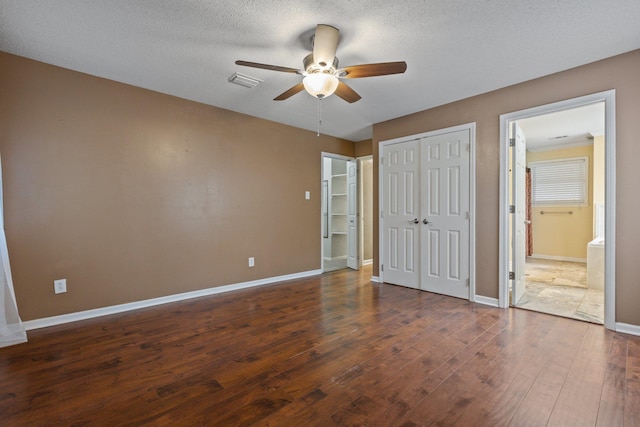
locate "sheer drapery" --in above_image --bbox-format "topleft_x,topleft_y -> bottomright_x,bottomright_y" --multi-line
0,158 -> 26,348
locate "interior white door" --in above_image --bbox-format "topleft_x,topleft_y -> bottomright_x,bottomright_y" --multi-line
382,139 -> 420,288
511,122 -> 527,304
420,129 -> 470,299
346,159 -> 359,270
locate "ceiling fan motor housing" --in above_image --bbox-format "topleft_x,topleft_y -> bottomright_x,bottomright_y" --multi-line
312,24 -> 340,68
303,53 -> 339,74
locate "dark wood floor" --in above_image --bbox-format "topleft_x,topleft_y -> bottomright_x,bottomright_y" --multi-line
1,266 -> 639,426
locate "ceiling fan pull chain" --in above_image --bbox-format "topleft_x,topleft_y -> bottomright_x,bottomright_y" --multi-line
317,97 -> 322,136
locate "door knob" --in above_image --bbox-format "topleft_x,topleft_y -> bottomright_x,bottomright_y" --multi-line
423,219 -> 429,224
409,218 -> 419,224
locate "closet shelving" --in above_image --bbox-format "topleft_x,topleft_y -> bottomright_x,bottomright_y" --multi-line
329,162 -> 347,259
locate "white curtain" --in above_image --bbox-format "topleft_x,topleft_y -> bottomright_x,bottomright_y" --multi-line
0,157 -> 27,348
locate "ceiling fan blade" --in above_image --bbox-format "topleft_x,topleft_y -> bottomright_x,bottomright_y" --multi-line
313,24 -> 339,68
235,60 -> 301,74
342,61 -> 407,78
274,83 -> 305,101
334,81 -> 361,103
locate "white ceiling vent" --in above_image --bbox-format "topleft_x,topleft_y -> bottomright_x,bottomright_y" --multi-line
228,72 -> 263,88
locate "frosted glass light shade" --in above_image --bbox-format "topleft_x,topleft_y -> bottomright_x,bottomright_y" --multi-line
303,73 -> 339,99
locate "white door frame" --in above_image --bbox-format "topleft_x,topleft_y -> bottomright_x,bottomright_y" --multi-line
378,122 -> 477,300
510,122 -> 527,305
498,90 -> 616,330
321,152 -> 358,271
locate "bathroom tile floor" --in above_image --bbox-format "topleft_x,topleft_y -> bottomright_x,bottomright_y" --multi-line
514,258 -> 604,324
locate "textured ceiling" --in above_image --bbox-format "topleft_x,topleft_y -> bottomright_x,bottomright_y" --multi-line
518,103 -> 605,152
1,1 -> 639,141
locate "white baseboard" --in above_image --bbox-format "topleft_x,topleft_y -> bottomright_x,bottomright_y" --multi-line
361,259 -> 373,266
529,254 -> 587,263
615,322 -> 640,336
24,269 -> 323,331
474,295 -> 500,307
370,276 -> 381,283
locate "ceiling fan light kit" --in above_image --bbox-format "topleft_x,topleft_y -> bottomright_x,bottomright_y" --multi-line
303,73 -> 339,99
235,24 -> 407,103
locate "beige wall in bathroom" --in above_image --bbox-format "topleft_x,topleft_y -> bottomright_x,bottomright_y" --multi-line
592,135 -> 605,238
593,135 -> 605,207
527,145 -> 594,260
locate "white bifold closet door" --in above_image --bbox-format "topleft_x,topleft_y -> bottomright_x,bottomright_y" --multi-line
382,129 -> 471,299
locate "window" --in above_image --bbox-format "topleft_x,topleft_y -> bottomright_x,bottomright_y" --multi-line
529,156 -> 588,206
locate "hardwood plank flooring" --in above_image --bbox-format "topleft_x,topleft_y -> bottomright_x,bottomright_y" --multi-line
1,266 -> 639,426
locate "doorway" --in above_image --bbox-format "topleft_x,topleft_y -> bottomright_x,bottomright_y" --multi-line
512,104 -> 605,324
322,154 -> 358,272
359,156 -> 374,267
499,91 -> 616,330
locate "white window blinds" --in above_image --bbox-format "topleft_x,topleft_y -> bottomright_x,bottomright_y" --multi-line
529,157 -> 588,206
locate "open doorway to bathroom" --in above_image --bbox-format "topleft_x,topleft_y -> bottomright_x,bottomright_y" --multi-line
509,102 -> 605,324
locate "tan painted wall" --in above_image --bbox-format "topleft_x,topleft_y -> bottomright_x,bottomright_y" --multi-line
0,52 -> 354,320
527,145 -> 594,259
355,139 -> 373,157
373,49 -> 640,325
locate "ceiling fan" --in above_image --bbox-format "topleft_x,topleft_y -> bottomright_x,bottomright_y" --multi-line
235,24 -> 407,103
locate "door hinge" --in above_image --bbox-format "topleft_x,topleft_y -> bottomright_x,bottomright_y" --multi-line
509,138 -> 515,147
509,271 -> 515,280
466,278 -> 470,287
381,264 -> 384,272
466,143 -> 470,152
465,211 -> 470,220
509,205 -> 515,214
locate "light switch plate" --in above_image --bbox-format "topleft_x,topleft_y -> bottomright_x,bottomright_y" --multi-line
54,279 -> 67,294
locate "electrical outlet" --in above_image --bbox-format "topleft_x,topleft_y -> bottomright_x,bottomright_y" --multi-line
305,191 -> 310,200
54,279 -> 67,294
248,257 -> 255,267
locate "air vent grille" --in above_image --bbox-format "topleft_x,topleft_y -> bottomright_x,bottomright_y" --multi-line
228,72 -> 263,88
